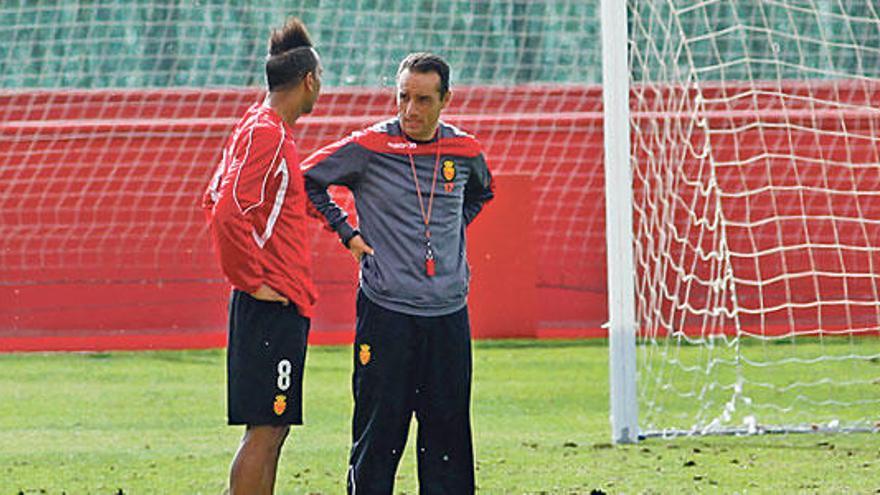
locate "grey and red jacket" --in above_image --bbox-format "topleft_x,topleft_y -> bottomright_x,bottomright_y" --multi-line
301,118 -> 494,316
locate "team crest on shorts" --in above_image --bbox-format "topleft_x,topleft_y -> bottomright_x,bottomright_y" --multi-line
273,394 -> 287,416
359,343 -> 371,366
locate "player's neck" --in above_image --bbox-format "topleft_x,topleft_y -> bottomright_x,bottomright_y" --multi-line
266,92 -> 302,127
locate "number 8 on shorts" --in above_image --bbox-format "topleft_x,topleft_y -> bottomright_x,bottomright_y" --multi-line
277,359 -> 292,391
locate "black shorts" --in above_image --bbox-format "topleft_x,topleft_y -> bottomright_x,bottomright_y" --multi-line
227,289 -> 310,425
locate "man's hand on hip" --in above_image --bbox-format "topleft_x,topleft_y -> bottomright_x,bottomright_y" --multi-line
250,283 -> 289,306
348,235 -> 375,261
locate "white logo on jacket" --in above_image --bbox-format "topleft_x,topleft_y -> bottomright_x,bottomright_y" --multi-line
386,141 -> 418,150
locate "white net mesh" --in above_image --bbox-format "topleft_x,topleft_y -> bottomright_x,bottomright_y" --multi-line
0,2 -> 598,341
630,0 -> 880,435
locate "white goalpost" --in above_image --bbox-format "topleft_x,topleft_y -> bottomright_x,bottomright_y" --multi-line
607,0 -> 880,440
602,0 -> 639,444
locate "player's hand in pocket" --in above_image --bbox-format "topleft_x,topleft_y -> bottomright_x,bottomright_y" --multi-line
250,283 -> 289,306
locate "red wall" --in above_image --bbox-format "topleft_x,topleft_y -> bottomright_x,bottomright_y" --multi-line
5,81 -> 874,351
0,86 -> 598,351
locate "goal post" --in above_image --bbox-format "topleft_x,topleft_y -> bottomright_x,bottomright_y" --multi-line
617,0 -> 880,439
602,0 -> 639,445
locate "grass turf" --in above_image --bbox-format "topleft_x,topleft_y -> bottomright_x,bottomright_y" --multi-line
1,340 -> 879,494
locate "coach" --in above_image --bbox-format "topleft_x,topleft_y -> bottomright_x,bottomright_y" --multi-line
302,52 -> 494,494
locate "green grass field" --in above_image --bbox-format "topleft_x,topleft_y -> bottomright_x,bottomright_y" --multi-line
2,340 -> 879,494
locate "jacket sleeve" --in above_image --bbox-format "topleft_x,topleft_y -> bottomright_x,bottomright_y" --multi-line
463,153 -> 495,226
301,135 -> 371,246
207,126 -> 285,293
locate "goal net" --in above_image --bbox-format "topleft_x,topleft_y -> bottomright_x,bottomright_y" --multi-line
629,0 -> 880,436
0,2 -> 597,346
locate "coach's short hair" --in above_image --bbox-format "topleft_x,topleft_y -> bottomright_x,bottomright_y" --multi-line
397,52 -> 450,98
265,17 -> 318,92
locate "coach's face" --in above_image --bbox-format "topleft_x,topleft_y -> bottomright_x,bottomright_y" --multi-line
397,68 -> 450,141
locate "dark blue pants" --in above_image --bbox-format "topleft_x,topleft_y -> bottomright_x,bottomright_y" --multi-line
347,291 -> 474,495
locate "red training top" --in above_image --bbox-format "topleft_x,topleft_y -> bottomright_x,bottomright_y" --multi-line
203,103 -> 316,318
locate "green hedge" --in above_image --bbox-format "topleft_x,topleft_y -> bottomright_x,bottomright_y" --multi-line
631,0 -> 880,82
0,0 -> 596,88
1,1 -> 875,89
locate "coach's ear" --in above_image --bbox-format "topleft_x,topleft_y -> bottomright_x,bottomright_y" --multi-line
440,90 -> 452,111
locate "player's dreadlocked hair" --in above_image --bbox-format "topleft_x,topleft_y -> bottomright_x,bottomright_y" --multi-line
265,17 -> 318,92
268,17 -> 313,56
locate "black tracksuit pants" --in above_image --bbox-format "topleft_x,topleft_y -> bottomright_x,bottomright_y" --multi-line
347,291 -> 474,495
